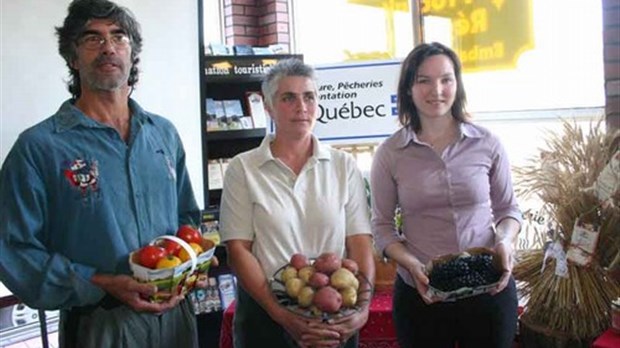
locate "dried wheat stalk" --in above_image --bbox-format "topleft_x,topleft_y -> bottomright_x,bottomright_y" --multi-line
513,119 -> 620,339
515,250 -> 619,338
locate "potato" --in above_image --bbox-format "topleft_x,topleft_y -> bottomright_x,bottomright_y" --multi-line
340,287 -> 357,308
298,266 -> 315,283
280,266 -> 298,283
308,272 -> 330,289
314,252 -> 342,275
341,258 -> 359,274
330,268 -> 359,290
313,286 -> 342,313
297,286 -> 315,308
289,253 -> 309,270
285,278 -> 305,298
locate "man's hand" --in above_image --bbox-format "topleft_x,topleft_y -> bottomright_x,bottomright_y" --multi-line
91,274 -> 183,313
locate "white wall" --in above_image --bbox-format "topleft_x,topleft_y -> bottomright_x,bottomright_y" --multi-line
0,0 -> 205,208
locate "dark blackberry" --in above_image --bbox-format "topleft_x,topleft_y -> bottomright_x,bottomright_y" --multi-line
429,253 -> 500,292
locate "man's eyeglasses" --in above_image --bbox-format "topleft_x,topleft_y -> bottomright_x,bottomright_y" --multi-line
78,33 -> 130,50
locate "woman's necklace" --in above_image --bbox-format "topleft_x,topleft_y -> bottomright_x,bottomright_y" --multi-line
420,125 -> 459,153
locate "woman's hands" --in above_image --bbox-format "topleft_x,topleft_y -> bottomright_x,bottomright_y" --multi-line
274,300 -> 370,348
383,242 -> 440,304
317,307 -> 369,346
491,217 -> 520,295
406,259 -> 442,304
490,241 -> 514,295
299,309 -> 369,348
275,308 -> 340,348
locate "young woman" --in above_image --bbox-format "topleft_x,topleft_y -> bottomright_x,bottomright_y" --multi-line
370,42 -> 522,348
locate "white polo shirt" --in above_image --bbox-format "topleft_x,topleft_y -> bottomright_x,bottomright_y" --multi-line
219,134 -> 371,278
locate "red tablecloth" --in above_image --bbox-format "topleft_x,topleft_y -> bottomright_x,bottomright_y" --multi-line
591,329 -> 620,348
219,290 -> 398,348
220,302 -> 234,348
359,290 -> 398,348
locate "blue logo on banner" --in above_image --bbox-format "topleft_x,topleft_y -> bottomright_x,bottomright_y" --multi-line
391,94 -> 398,116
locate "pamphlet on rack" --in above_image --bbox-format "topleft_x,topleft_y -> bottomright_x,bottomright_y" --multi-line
240,116 -> 254,129
252,46 -> 273,55
208,160 -> 224,190
201,208 -> 221,246
233,44 -> 254,55
205,98 -> 219,131
246,92 -> 268,128
223,99 -> 244,117
217,274 -> 237,310
208,42 -> 231,55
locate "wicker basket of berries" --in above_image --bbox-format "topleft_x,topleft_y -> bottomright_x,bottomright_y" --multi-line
426,247 -> 503,301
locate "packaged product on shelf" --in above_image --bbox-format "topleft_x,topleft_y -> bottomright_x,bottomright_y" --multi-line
207,160 -> 224,190
189,287 -> 209,315
218,274 -> 237,310
208,277 -> 222,312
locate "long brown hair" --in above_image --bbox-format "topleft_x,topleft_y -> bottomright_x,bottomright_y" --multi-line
397,42 -> 468,132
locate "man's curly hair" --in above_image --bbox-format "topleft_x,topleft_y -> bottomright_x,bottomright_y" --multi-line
55,0 -> 143,98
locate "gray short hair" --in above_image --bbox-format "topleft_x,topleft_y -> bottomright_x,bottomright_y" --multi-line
261,58 -> 317,108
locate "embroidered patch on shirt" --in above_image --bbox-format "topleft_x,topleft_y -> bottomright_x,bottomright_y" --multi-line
63,158 -> 100,197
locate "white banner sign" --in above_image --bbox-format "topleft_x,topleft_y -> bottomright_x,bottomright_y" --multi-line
313,60 -> 403,142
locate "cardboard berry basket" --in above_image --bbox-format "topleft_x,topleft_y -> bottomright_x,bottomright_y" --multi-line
425,247 -> 502,302
129,235 -> 216,302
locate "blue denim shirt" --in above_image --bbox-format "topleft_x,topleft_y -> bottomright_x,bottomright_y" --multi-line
0,99 -> 200,309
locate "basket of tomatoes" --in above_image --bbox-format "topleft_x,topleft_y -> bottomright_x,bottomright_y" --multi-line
129,225 -> 216,302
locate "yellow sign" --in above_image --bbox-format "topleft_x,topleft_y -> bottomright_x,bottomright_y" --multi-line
422,0 -> 534,72
348,0 -> 409,12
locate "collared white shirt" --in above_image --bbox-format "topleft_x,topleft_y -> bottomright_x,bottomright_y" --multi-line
219,134 -> 371,278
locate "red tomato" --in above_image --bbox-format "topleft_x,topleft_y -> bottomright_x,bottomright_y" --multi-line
137,245 -> 166,269
162,239 -> 182,256
176,225 -> 202,244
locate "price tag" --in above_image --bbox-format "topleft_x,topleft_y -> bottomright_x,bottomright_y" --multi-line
566,219 -> 600,266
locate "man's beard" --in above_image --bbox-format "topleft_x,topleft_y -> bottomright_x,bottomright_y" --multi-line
81,55 -> 130,92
